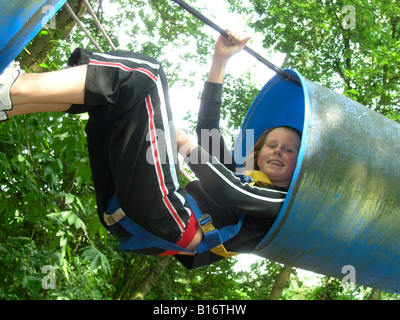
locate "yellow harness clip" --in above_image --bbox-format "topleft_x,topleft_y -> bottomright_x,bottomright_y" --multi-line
197,214 -> 239,258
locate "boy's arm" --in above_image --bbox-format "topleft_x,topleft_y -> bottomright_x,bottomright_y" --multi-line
195,30 -> 251,170
207,29 -> 251,84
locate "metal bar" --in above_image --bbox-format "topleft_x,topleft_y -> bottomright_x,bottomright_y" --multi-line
171,0 -> 301,86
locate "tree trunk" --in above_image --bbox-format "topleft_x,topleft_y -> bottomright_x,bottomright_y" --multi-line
267,265 -> 293,300
367,288 -> 381,300
118,256 -> 172,300
19,0 -> 88,72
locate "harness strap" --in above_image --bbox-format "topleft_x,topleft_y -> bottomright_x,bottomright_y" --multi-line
105,194 -> 194,254
105,193 -> 241,258
197,214 -> 238,258
187,194 -> 239,258
104,208 -> 125,226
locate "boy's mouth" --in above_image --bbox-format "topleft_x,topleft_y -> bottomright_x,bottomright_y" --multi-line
267,159 -> 284,166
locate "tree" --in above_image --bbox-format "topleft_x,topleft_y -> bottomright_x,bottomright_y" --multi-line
19,0 -> 89,72
231,0 -> 400,120
267,265 -> 293,300
116,256 -> 173,300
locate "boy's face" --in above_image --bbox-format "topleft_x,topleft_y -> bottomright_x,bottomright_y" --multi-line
256,127 -> 300,187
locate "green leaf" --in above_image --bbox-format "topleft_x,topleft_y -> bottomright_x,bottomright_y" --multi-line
67,213 -> 77,225
81,246 -> 111,274
59,235 -> 68,247
65,193 -> 75,205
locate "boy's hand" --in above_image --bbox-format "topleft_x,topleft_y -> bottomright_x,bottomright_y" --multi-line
213,29 -> 251,61
207,29 -> 251,83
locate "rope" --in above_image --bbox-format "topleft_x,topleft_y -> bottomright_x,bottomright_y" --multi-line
171,0 -> 301,86
64,1 -> 117,52
64,3 -> 104,52
82,0 -> 117,50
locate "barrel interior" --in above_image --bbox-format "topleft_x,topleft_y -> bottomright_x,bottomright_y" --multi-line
233,70 -> 307,241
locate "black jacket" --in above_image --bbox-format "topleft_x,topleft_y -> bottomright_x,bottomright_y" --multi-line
176,82 -> 288,269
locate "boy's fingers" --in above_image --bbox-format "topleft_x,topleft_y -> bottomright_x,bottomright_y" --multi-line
228,31 -> 251,46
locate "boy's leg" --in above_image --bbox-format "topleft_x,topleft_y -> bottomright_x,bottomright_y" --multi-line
0,63 -> 87,121
7,104 -> 72,117
81,50 -> 199,254
10,65 -> 87,106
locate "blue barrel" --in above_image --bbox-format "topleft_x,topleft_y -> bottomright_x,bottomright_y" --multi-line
234,70 -> 400,293
0,0 -> 67,73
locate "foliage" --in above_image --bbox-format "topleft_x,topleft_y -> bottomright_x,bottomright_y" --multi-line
231,0 -> 400,120
1,0 -> 399,300
144,257 -> 285,300
0,110 -> 117,299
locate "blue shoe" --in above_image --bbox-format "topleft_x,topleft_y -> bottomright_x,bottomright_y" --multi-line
0,61 -> 25,122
